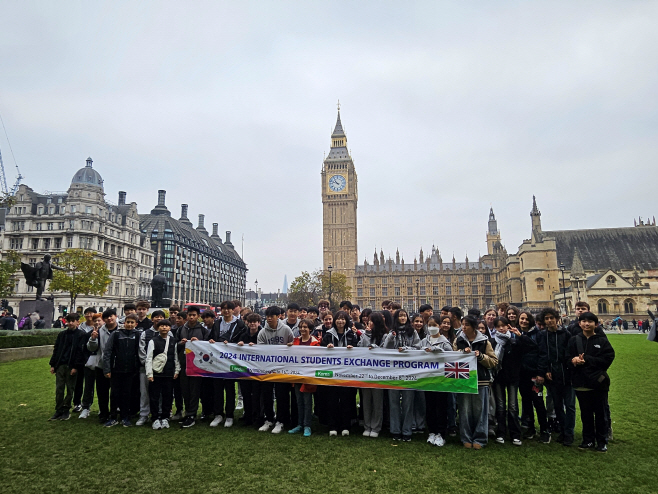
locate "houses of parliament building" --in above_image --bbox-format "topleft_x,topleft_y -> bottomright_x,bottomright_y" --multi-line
321,109 -> 658,317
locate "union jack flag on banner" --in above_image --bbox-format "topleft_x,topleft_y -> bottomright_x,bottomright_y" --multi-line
444,361 -> 470,379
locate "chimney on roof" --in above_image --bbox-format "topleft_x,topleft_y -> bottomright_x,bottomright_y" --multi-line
211,223 -> 221,240
179,204 -> 193,226
196,214 -> 208,234
150,190 -> 171,216
118,191 -> 126,205
157,190 -> 166,206
225,231 -> 233,246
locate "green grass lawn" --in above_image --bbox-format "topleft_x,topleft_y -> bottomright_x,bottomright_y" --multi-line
0,335 -> 655,494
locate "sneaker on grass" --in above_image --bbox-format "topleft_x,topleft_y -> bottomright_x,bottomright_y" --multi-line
60,411 -> 71,421
152,419 -> 162,430
289,425 -> 303,434
122,418 -> 132,427
235,398 -> 244,411
370,431 -> 379,438
427,433 -> 436,444
578,442 -> 595,450
258,421 -> 273,432
79,409 -> 90,419
181,417 -> 195,428
540,432 -> 551,444
513,439 -> 523,446
48,412 -> 63,421
210,415 -> 223,427
136,416 -> 148,426
271,422 -> 284,434
329,430 -> 338,437
161,419 -> 170,429
170,411 -> 182,421
104,418 -> 118,427
72,404 -> 83,413
496,437 -> 505,444
342,429 -> 350,437
434,434 -> 446,447
224,418 -> 233,428
596,444 -> 608,453
303,427 -> 312,437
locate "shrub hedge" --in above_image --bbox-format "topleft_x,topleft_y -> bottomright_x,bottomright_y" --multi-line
0,331 -> 61,349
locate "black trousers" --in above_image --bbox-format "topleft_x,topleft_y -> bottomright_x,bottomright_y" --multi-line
326,385 -> 353,432
240,380 -> 262,426
73,365 -> 85,406
314,386 -> 329,425
173,375 -> 183,413
425,391 -> 449,436
130,372 -> 141,417
110,372 -> 135,420
180,370 -> 202,418
213,378 -> 236,418
201,378 -> 214,416
94,368 -> 112,418
261,382 -> 276,423
81,367 -> 96,409
519,372 -> 547,434
149,377 -> 174,420
274,383 -> 294,425
576,389 -> 608,446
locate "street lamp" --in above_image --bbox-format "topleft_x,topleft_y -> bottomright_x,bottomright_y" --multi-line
328,265 -> 333,310
415,278 -> 420,312
254,279 -> 259,312
560,263 -> 567,316
574,275 -> 581,301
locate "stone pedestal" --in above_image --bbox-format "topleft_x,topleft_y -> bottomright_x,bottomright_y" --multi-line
18,299 -> 55,328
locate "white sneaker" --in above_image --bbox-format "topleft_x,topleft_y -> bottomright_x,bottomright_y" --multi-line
363,430 -> 371,437
496,437 -> 505,444
341,429 -> 349,436
236,399 -> 244,410
210,415 -> 223,427
513,438 -> 522,446
329,430 -> 338,436
224,418 -> 234,428
152,419 -> 162,430
79,409 -> 90,419
259,421 -> 273,432
434,433 -> 446,447
427,433 -> 436,444
136,416 -> 148,426
271,422 -> 284,434
161,419 -> 170,429
370,431 -> 379,438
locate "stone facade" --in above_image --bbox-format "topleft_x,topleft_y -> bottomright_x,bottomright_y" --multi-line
0,158 -> 154,314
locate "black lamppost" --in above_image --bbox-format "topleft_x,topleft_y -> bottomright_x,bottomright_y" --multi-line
574,275 -> 581,301
560,263 -> 567,316
328,265 -> 333,310
415,278 -> 420,312
254,279 -> 259,312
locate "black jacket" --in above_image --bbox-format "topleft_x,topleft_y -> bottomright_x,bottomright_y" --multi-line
102,328 -> 140,374
567,332 -> 615,391
567,319 -> 605,337
519,327 -> 545,376
209,318 -> 246,343
239,327 -> 260,345
494,333 -> 529,386
49,328 -> 85,368
320,328 -> 360,347
537,327 -> 572,386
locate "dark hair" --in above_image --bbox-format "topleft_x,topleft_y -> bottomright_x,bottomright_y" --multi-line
381,309 -> 393,330
135,300 -> 150,310
332,310 -> 353,330
428,315 -> 441,325
462,315 -> 478,330
265,306 -> 282,317
390,302 -> 402,311
484,308 -> 497,317
467,308 -> 481,318
477,320 -> 491,338
202,310 -> 217,319
441,306 -> 451,312
494,316 -> 510,328
575,301 -> 590,310
231,299 -> 242,307
155,320 -> 172,329
123,303 -> 136,311
125,313 -> 139,323
245,312 -> 261,324
298,318 -> 316,331
393,309 -> 412,332
220,301 -> 236,310
177,311 -> 188,320
102,308 -> 117,319
497,302 -> 510,312
411,313 -> 423,323
537,308 -> 560,324
436,315 -> 456,342
352,304 -> 360,311
449,307 -> 463,319
169,305 -> 181,312
151,310 -> 166,319
419,304 -> 433,313
339,300 -> 353,310
186,306 -> 201,315
578,311 -> 599,324
65,314 -> 79,322
307,306 -> 319,316
519,310 -> 535,329
506,306 -> 521,324
381,300 -> 392,307
84,307 -> 97,315
299,307 -> 308,312
369,312 -> 388,346
287,303 -> 300,311
360,308 -> 372,324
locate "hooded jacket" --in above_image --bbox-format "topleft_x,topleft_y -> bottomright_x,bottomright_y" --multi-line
49,327 -> 86,369
519,326 -> 545,377
87,323 -> 121,370
383,328 -> 421,350
257,319 -> 294,345
320,327 -> 359,348
176,322 -> 209,370
567,332 -> 615,391
102,328 -> 141,374
537,327 -> 572,386
454,331 -> 498,385
209,317 -> 246,343
239,326 -> 261,345
493,332 -> 532,386
420,334 -> 453,352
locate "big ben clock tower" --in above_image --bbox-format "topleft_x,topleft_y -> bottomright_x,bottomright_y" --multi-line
322,104 -> 358,283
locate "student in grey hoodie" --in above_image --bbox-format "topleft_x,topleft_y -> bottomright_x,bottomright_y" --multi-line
357,312 -> 388,438
421,315 -> 454,447
257,306 -> 294,434
385,309 -> 422,441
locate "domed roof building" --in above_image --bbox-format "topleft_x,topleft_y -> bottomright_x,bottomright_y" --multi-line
71,157 -> 104,189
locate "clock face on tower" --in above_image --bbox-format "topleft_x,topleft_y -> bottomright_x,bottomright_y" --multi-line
328,174 -> 347,192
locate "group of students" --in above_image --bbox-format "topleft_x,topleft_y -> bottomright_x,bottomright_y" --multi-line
47,298 -> 615,452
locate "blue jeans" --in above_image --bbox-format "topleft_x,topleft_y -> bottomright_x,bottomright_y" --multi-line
457,386 -> 489,446
546,382 -> 575,438
412,391 -> 426,431
388,389 -> 414,436
294,384 -> 313,428
447,393 -> 457,428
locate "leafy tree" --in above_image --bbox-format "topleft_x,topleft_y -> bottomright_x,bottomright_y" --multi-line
0,250 -> 21,298
0,192 -> 16,209
288,269 -> 352,309
49,249 -> 111,309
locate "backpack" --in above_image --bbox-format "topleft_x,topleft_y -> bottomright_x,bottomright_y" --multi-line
18,316 -> 30,329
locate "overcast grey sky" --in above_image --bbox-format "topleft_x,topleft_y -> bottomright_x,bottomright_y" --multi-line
1,1 -> 657,293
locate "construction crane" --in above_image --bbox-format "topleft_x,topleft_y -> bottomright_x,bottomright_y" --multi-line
0,111 -> 23,196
